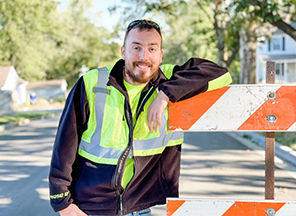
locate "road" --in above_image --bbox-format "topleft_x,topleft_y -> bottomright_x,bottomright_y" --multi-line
0,117 -> 59,216
1,117 -> 296,216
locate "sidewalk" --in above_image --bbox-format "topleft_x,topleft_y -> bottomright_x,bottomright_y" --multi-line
234,131 -> 296,167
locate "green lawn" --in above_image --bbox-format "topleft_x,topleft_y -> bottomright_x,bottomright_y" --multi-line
258,132 -> 296,151
0,112 -> 58,125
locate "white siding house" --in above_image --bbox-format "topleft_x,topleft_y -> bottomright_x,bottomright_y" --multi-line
26,79 -> 68,100
256,22 -> 296,83
0,66 -> 28,105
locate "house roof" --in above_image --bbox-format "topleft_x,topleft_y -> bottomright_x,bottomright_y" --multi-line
0,66 -> 12,87
26,79 -> 67,89
273,22 -> 296,35
260,54 -> 296,61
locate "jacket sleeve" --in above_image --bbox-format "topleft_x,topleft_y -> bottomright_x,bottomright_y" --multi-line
48,77 -> 89,212
158,58 -> 232,102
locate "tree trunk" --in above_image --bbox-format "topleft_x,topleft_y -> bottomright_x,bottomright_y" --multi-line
213,18 -> 225,67
239,20 -> 257,84
271,18 -> 296,41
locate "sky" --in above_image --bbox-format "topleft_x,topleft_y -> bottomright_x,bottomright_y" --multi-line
58,0 -> 124,32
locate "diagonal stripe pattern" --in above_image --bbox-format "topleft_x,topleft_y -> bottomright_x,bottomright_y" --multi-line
168,85 -> 296,131
166,198 -> 296,216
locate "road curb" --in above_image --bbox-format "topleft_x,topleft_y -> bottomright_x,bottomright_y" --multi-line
227,131 -> 296,167
0,113 -> 59,132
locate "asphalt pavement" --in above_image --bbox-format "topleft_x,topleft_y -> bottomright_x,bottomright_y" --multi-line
0,117 -> 296,216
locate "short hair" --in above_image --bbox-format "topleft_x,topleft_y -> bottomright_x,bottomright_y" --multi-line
123,19 -> 162,47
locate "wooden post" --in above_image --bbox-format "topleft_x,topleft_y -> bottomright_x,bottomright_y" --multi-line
265,61 -> 275,200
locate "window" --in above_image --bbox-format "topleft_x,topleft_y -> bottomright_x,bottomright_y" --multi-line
276,63 -> 285,76
268,37 -> 285,52
272,38 -> 281,50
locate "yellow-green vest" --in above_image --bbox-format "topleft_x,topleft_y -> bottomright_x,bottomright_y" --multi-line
78,66 -> 184,165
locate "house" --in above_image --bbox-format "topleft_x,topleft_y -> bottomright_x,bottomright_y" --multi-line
26,79 -> 68,101
0,66 -> 27,106
256,22 -> 296,83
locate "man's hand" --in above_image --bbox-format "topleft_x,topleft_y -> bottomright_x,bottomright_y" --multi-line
59,204 -> 87,216
148,90 -> 169,132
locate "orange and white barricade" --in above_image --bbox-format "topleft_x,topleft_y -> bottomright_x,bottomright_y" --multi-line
169,85 -> 296,132
167,198 -> 296,216
167,80 -> 296,215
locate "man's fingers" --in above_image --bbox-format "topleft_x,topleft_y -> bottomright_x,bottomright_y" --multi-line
153,119 -> 158,133
148,113 -> 161,133
147,90 -> 169,133
148,112 -> 154,133
149,120 -> 153,133
157,113 -> 162,131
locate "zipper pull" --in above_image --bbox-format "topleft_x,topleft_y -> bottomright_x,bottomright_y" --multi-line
120,193 -> 123,215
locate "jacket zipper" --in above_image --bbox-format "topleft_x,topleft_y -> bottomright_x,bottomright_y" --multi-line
120,193 -> 123,215
135,86 -> 157,121
113,86 -> 157,215
111,97 -> 133,215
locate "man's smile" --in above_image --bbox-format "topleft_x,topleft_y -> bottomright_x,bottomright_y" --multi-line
134,62 -> 152,71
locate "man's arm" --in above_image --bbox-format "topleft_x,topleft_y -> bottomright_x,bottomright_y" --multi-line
159,57 -> 232,102
148,58 -> 232,132
147,90 -> 169,132
49,77 -> 89,212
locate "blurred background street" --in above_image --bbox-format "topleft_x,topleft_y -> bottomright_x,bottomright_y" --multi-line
1,116 -> 296,216
1,0 -> 296,215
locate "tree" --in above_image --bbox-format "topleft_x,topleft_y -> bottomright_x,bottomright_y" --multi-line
0,0 -> 60,80
233,0 -> 296,41
194,0 -> 242,69
0,0 -> 121,87
46,0 -> 121,87
228,0 -> 296,83
239,15 -> 258,84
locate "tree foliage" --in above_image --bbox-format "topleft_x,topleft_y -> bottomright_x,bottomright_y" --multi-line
46,0 -> 121,87
232,0 -> 296,41
0,0 -> 121,87
0,0 -> 60,80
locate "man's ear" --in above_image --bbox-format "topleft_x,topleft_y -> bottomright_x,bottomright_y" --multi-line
121,46 -> 126,60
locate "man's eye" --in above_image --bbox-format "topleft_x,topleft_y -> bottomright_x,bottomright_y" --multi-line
133,47 -> 140,50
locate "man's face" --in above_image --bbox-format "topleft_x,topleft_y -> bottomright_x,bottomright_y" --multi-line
121,28 -> 163,86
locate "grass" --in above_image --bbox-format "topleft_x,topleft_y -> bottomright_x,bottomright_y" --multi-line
0,112 -> 58,125
257,132 -> 296,151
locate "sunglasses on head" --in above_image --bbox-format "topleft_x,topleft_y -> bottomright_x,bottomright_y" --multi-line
127,19 -> 160,31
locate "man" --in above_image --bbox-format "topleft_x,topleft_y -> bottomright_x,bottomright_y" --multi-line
49,19 -> 232,216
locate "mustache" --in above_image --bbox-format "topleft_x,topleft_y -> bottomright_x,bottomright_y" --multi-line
133,61 -> 152,67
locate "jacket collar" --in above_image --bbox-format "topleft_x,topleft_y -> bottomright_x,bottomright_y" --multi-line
107,59 -> 168,95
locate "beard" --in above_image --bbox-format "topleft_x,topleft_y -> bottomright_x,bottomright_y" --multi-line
124,61 -> 159,85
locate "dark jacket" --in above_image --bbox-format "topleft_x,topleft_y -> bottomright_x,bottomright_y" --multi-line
49,58 -> 231,215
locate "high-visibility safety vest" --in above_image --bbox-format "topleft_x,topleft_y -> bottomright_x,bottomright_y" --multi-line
78,65 -> 184,166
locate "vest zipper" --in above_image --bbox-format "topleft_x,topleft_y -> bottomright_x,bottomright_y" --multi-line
114,86 -> 157,215
111,97 -> 133,215
120,193 -> 123,215
135,86 -> 157,122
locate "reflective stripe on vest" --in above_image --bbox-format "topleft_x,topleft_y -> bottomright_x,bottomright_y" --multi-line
79,67 -> 124,165
133,99 -> 184,157
79,66 -> 184,164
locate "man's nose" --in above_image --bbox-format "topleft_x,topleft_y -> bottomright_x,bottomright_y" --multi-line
139,49 -> 149,61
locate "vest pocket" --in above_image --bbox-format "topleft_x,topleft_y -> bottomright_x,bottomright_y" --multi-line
100,103 -> 128,149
